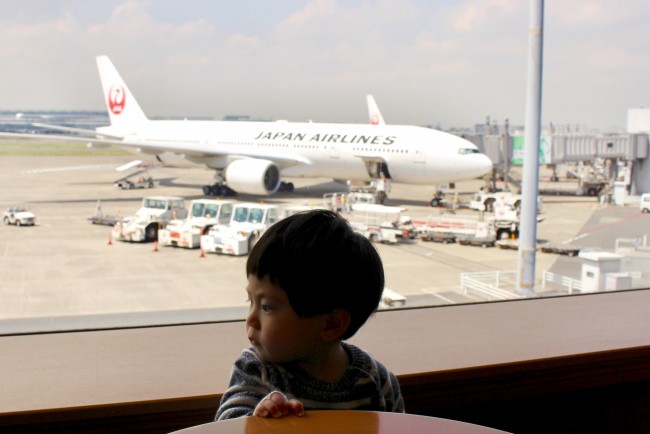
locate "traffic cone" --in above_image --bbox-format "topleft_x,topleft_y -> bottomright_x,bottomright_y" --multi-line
153,241 -> 159,252
108,233 -> 112,246
199,248 -> 205,258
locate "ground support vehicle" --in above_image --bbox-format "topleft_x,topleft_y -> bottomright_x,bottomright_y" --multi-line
88,200 -> 122,226
158,199 -> 234,248
577,179 -> 607,197
455,221 -> 497,248
468,190 -> 522,212
640,193 -> 650,213
200,203 -> 281,255
344,204 -> 415,244
457,234 -> 497,248
495,239 -> 518,250
115,176 -> 154,190
421,231 -> 457,244
538,242 -> 581,256
413,205 -> 525,243
413,214 -> 483,240
111,196 -> 187,242
3,207 -> 35,226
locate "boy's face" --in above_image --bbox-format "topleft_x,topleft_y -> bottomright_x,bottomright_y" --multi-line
245,274 -> 325,364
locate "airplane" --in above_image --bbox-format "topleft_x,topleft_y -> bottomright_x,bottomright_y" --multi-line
0,55 -> 493,202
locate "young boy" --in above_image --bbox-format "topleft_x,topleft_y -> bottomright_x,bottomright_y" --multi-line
215,209 -> 404,420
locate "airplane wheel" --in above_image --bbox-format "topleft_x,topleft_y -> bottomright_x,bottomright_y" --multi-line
430,198 -> 441,207
279,182 -> 295,192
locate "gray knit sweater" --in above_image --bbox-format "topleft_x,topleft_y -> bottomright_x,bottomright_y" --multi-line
215,342 -> 404,420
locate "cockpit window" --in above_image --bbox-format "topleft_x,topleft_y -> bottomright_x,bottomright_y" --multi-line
459,148 -> 479,155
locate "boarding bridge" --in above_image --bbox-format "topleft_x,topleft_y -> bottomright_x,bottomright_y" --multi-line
468,131 -> 650,195
549,134 -> 648,162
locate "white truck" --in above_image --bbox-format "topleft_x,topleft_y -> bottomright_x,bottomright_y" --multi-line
111,196 -> 188,242
468,191 -> 522,212
345,203 -> 415,244
158,199 -> 234,248
200,202 -> 281,255
415,201 -> 531,243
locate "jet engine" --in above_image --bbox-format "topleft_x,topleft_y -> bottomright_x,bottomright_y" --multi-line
224,159 -> 281,195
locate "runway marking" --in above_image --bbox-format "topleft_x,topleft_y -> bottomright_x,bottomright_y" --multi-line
22,164 -> 117,175
420,288 -> 458,304
393,242 -> 500,272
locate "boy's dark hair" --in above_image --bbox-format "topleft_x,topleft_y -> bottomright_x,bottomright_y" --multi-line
246,209 -> 384,340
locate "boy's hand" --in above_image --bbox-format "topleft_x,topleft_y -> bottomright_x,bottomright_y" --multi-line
254,391 -> 304,418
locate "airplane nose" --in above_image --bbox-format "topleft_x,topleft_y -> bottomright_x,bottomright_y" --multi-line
477,153 -> 493,175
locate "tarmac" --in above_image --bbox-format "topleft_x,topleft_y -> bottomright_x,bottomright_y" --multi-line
1,155 -> 647,333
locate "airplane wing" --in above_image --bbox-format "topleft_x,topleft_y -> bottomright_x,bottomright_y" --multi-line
0,131 -> 312,168
31,123 -> 123,140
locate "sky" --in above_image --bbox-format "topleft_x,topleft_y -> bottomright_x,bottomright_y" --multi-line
0,0 -> 648,131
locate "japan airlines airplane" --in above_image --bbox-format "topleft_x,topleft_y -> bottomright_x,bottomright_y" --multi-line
1,56 -> 492,200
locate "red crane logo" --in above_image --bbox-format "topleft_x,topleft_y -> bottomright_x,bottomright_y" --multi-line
108,85 -> 126,115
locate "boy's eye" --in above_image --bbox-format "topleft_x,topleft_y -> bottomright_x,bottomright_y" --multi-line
261,304 -> 272,313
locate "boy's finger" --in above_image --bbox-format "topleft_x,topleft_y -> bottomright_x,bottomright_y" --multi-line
288,399 -> 305,416
266,392 -> 288,417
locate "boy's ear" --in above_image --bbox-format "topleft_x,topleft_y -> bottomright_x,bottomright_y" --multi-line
321,308 -> 351,342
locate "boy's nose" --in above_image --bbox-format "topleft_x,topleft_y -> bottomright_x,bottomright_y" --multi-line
246,310 -> 259,329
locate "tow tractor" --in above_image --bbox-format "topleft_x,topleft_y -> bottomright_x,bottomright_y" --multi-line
200,202 -> 281,255
158,199 -> 234,248
111,196 -> 188,242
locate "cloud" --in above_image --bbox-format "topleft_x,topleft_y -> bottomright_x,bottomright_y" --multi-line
0,0 -> 648,129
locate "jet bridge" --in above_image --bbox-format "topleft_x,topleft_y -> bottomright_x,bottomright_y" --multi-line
468,131 -> 649,195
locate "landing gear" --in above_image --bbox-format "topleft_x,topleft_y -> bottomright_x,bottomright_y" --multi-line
278,181 -> 294,192
430,197 -> 442,207
203,170 -> 237,197
430,191 -> 445,208
202,184 -> 237,197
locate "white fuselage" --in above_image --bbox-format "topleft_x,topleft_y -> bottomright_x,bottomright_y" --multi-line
98,120 -> 492,185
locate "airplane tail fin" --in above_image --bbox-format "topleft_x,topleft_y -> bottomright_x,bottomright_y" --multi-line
96,55 -> 148,130
366,94 -> 385,125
